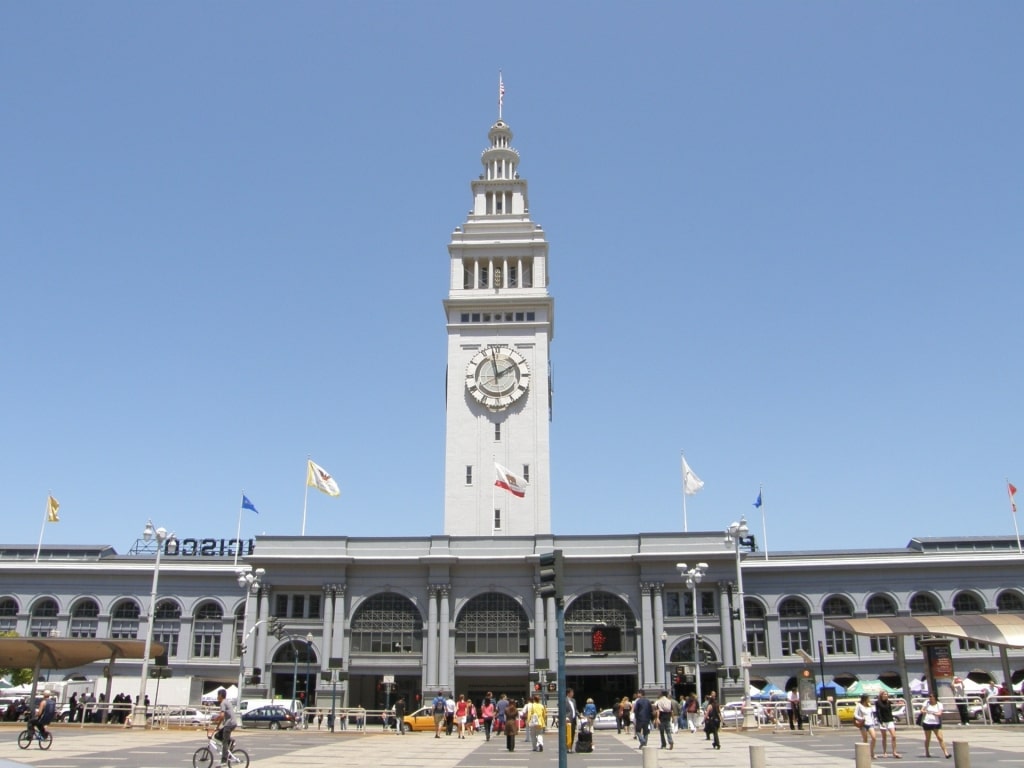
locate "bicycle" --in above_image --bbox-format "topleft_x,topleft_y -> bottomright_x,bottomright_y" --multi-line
193,729 -> 249,768
17,724 -> 53,750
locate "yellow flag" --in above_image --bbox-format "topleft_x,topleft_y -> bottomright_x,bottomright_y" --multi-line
47,495 -> 60,523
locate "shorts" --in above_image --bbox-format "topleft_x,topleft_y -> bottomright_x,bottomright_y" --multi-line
879,721 -> 896,733
922,722 -> 941,731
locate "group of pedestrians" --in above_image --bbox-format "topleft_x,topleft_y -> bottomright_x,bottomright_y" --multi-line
627,689 -> 722,751
855,689 -> 958,760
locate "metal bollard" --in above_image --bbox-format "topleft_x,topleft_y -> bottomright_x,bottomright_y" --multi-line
749,743 -> 766,768
854,742 -> 872,768
952,740 -> 970,768
642,744 -> 659,768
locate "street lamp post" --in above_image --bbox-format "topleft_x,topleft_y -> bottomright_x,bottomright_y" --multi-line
677,561 -> 708,705
725,517 -> 752,728
236,568 -> 265,700
305,632 -> 313,727
137,520 -> 175,727
660,631 -> 668,688
291,637 -> 300,708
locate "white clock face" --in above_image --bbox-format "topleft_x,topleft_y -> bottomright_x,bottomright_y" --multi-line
465,346 -> 530,410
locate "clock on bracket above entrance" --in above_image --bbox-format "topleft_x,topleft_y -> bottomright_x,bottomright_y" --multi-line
465,345 -> 531,411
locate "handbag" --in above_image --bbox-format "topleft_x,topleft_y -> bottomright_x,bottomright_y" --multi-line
915,711 -> 924,726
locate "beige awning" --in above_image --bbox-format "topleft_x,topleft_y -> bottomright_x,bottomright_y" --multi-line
0,637 -> 163,670
825,614 -> 1024,648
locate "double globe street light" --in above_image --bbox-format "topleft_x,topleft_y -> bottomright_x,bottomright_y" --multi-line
676,561 -> 708,706
236,568 -> 266,699
725,516 -> 753,727
137,521 -> 176,726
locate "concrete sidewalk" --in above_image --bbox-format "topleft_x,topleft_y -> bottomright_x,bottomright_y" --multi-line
1,722 -> 1022,767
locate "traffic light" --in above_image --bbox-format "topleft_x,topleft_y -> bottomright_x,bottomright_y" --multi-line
537,550 -> 563,599
267,616 -> 286,640
546,681 -> 558,693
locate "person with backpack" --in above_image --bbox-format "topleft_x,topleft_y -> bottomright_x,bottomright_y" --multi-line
30,690 -> 57,741
431,691 -> 447,738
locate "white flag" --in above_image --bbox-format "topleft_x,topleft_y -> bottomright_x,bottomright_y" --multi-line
494,462 -> 528,498
682,456 -> 704,496
307,459 -> 340,497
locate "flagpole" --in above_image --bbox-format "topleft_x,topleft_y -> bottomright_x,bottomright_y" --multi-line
302,458 -> 311,536
234,492 -> 245,567
498,70 -> 503,120
35,494 -> 50,563
1008,478 -> 1022,554
760,484 -> 769,560
681,451 -> 688,532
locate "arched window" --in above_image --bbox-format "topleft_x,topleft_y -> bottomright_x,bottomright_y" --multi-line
952,592 -> 983,614
823,595 -> 855,655
70,599 -> 99,639
193,601 -> 224,658
865,593 -> 897,653
866,594 -> 897,616
455,593 -> 529,655
670,636 -> 718,664
997,590 -> 1024,612
909,592 -> 940,615
778,598 -> 812,657
349,593 -> 423,654
30,598 -> 59,637
154,599 -> 181,657
111,599 -> 140,639
0,597 -> 19,634
745,599 -> 767,657
563,592 -> 637,654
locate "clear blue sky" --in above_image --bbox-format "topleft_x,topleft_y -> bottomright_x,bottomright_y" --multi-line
3,2 -> 1021,554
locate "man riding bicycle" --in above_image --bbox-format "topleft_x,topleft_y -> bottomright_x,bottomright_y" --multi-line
210,688 -> 239,767
29,690 -> 57,740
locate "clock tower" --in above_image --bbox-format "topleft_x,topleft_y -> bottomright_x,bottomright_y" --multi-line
443,117 -> 553,536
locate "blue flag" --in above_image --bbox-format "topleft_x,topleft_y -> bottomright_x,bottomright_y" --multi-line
242,495 -> 259,514
753,490 -> 762,509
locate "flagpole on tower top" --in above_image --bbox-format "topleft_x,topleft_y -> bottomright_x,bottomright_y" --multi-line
498,71 -> 505,120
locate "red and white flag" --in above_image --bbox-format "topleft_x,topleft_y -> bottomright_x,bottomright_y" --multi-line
495,462 -> 527,498
1009,482 -> 1018,514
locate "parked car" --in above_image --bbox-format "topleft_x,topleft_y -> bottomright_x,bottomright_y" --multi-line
592,708 -> 619,730
240,705 -> 297,730
720,701 -> 771,726
164,707 -> 214,727
402,705 -> 437,732
910,697 -> 984,723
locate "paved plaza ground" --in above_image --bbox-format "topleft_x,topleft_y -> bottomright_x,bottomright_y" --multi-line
1,722 -> 1022,768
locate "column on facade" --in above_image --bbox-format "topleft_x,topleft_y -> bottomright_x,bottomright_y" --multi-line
718,582 -> 735,666
640,582 -> 655,688
533,586 -> 545,667
652,583 -> 666,687
437,585 -> 451,690
331,585 -> 346,666
427,585 -> 439,687
320,585 -> 335,673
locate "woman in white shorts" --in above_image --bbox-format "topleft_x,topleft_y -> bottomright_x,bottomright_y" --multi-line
854,694 -> 879,760
875,690 -> 901,758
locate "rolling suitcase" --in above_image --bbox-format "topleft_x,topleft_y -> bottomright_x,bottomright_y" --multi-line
575,722 -> 593,753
